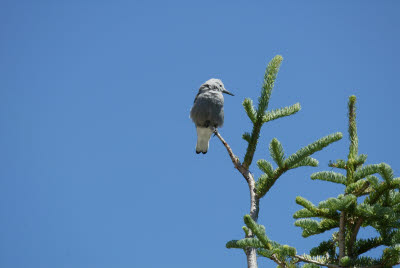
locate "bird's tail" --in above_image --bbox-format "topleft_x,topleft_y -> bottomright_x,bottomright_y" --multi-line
196,127 -> 213,154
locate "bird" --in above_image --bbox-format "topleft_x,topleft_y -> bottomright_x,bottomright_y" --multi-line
190,78 -> 234,154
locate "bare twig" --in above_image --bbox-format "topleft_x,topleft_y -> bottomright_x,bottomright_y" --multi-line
213,130 -> 251,182
214,129 -> 260,268
271,254 -> 287,268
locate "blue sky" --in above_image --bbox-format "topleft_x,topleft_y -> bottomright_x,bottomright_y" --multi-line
1,1 -> 399,267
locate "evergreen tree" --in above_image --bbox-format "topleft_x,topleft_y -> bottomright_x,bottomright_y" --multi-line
214,56 -> 400,267
292,96 -> 400,267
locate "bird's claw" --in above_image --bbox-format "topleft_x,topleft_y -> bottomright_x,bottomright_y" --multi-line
213,127 -> 218,136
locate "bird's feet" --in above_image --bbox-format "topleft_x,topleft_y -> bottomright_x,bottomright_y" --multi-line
212,127 -> 218,136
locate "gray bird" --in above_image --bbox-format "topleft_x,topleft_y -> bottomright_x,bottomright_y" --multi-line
190,79 -> 234,154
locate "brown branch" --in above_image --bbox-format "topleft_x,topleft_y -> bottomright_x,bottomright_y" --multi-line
271,254 -> 287,268
214,129 -> 260,268
213,130 -> 258,218
213,130 -> 252,182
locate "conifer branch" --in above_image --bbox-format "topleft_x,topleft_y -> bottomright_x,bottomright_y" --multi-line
295,218 -> 339,237
269,138 -> 285,168
329,159 -> 347,169
346,180 -> 371,196
381,245 -> 400,266
243,55 -> 283,170
355,154 -> 368,167
291,95 -> 400,268
379,163 -> 394,183
256,160 -> 274,177
255,166 -> 287,198
243,215 -> 270,248
244,215 -> 298,268
348,95 -> 358,160
310,240 -> 337,259
242,226 -> 250,236
353,164 -> 383,182
294,255 -> 341,268
284,133 -> 343,169
341,97 -> 356,263
243,98 -> 257,123
289,157 -> 319,169
294,197 -> 340,220
352,233 -> 384,257
293,208 -> 316,218
296,196 -> 317,212
344,95 -> 368,261
220,56 -> 298,268
226,238 -> 265,249
366,175 -> 380,188
311,171 -> 347,184
262,103 -> 301,123
359,263 -> 400,268
256,133 -> 342,198
366,178 -> 400,205
219,64 -> 400,268
242,132 -> 252,143
220,57 -> 341,268
318,194 -> 357,211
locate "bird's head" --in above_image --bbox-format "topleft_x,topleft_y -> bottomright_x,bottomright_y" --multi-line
200,78 -> 234,96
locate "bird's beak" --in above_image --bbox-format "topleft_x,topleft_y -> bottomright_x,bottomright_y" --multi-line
222,89 -> 234,96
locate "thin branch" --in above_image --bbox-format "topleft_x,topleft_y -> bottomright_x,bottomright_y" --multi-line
214,129 -> 260,268
213,130 -> 258,218
295,255 -> 341,268
271,255 -> 287,268
213,130 -> 252,182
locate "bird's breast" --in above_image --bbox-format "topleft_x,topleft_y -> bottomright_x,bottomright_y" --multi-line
199,91 -> 224,105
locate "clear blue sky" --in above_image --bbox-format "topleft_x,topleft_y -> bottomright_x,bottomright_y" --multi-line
1,1 -> 399,267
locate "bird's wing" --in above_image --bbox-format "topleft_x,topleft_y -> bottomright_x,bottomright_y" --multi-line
193,92 -> 201,103
193,84 -> 210,103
